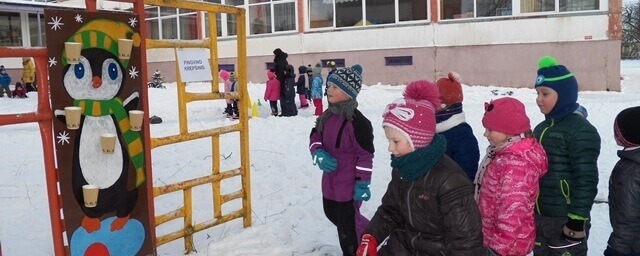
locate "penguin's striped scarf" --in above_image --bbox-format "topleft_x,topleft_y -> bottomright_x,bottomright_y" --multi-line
75,98 -> 145,188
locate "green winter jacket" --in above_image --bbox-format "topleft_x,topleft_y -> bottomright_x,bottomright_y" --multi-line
533,113 -> 600,219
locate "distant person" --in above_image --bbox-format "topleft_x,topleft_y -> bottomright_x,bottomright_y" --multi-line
476,97 -> 547,256
280,65 -> 297,116
22,57 -> 36,92
532,56 -> 601,256
357,80 -> 483,256
306,64 -> 313,102
13,82 -> 27,98
324,60 -> 337,96
296,65 -> 309,108
0,65 -> 12,98
605,106 -> 640,256
310,63 -> 324,116
273,48 -> 288,98
309,64 -> 374,255
228,72 -> 239,119
220,69 -> 234,118
435,72 -> 480,181
263,69 -> 280,116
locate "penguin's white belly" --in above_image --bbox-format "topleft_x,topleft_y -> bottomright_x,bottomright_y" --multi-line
79,116 -> 123,189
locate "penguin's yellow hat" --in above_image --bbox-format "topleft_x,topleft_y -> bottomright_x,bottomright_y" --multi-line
62,19 -> 140,67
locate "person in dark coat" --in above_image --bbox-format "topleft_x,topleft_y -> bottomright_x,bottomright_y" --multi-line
272,48 -> 288,98
356,80 -> 483,256
279,65 -> 297,116
435,72 -> 480,181
310,64 -> 374,255
532,56 -> 600,256
605,106 -> 640,256
296,65 -> 309,108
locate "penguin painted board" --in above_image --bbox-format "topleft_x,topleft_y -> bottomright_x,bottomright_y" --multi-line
46,10 -> 154,256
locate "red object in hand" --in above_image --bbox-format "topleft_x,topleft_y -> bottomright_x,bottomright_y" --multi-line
356,234 -> 378,256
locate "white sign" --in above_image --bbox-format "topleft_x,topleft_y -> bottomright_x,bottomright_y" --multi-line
176,48 -> 213,83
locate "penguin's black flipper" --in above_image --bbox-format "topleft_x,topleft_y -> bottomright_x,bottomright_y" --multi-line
123,92 -> 140,112
54,109 -> 67,124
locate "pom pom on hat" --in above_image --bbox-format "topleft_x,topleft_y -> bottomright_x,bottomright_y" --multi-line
436,71 -> 463,107
614,106 -> 640,148
538,56 -> 558,69
482,97 -> 531,135
219,69 -> 229,81
382,80 -> 440,150
327,64 -> 363,99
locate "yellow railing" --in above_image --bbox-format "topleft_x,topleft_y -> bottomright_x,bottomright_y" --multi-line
143,0 -> 250,253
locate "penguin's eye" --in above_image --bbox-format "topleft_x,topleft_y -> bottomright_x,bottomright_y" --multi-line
108,63 -> 118,80
74,63 -> 85,79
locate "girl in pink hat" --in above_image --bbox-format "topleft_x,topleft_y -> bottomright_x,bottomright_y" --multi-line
476,97 -> 548,256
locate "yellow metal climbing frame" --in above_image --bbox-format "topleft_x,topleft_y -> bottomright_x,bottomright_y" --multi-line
143,0 -> 250,253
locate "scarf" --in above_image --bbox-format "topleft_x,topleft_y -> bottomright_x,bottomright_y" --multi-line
436,103 -> 463,123
75,98 -> 146,188
390,134 -> 446,181
473,135 -> 522,200
315,99 -> 358,133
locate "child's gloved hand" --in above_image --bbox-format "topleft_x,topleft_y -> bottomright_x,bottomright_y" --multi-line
356,234 -> 377,256
312,149 -> 337,173
562,218 -> 585,242
353,181 -> 371,201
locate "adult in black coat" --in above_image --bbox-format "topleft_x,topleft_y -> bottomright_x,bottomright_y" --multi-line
273,48 -> 288,97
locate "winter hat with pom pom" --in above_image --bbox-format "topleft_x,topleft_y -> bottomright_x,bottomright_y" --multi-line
535,56 -> 579,119
382,80 -> 441,150
482,97 -> 531,135
436,72 -> 463,107
219,69 -> 229,81
327,64 -> 363,99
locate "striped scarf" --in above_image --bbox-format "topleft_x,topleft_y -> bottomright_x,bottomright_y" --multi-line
75,98 -> 145,188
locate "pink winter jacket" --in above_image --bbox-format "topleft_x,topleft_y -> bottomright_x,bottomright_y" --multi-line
477,137 -> 547,256
264,78 -> 280,101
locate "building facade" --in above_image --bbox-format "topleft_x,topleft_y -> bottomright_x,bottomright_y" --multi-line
1,0 -> 622,90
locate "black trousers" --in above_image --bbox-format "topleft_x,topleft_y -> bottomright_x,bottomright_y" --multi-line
323,197 -> 357,256
534,214 -> 590,256
269,100 -> 278,115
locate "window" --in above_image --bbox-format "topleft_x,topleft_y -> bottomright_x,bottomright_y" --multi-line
336,0 -> 363,27
311,0 -> 427,29
367,0 -> 395,25
248,0 -> 297,35
321,59 -> 345,68
145,7 -> 198,40
29,13 -> 46,47
309,0 -> 333,28
477,0 -> 512,17
249,5 -> 271,34
560,0 -> 598,12
441,0 -> 600,20
521,0 -> 554,13
0,12 -> 22,47
385,56 -> 412,66
219,64 -> 235,71
399,0 -> 428,21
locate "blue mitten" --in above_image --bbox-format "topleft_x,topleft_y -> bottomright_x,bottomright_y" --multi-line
312,149 -> 337,173
353,181 -> 371,201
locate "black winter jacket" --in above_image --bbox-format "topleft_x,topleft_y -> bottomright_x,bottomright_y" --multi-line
364,155 -> 484,256
607,148 -> 640,254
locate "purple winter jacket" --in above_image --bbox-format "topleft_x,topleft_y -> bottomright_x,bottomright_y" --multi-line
309,109 -> 375,202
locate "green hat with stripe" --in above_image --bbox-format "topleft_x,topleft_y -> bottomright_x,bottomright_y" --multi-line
535,56 -> 579,119
63,19 -> 140,67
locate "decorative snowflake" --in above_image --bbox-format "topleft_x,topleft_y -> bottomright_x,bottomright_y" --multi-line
48,57 -> 57,67
129,66 -> 139,79
57,131 -> 70,145
128,17 -> 138,28
48,16 -> 64,31
74,14 -> 83,23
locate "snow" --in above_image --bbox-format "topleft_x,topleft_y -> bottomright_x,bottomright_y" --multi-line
2,60 -> 640,255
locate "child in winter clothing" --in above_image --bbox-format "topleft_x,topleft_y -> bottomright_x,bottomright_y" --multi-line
0,65 -> 12,98
220,69 -> 234,117
357,80 -> 483,256
310,64 -> 324,116
324,60 -> 337,96
296,65 -> 309,108
476,97 -> 548,256
22,57 -> 36,92
228,72 -> 239,119
280,65 -> 298,116
306,64 -> 313,101
264,69 -> 280,116
436,72 -> 480,181
532,56 -> 601,256
309,64 -> 374,256
13,82 -> 27,98
605,106 -> 640,256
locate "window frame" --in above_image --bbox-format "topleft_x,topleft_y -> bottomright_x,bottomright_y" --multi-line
438,0 -> 603,21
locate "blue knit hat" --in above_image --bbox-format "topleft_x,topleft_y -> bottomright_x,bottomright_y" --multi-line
535,56 -> 578,119
327,64 -> 363,99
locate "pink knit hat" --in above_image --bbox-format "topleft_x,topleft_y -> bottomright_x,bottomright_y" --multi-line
382,80 -> 441,150
267,69 -> 276,80
482,97 -> 531,135
219,69 -> 229,81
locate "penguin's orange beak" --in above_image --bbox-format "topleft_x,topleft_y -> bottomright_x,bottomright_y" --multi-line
92,76 -> 102,89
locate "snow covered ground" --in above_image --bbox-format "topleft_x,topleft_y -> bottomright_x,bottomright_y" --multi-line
1,60 -> 640,255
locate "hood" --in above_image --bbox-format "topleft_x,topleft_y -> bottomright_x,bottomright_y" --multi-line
298,66 -> 307,74
618,147 -> 640,164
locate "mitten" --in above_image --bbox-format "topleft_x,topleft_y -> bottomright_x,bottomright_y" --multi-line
356,234 -> 377,256
562,218 -> 585,242
353,181 -> 371,201
312,149 -> 337,173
